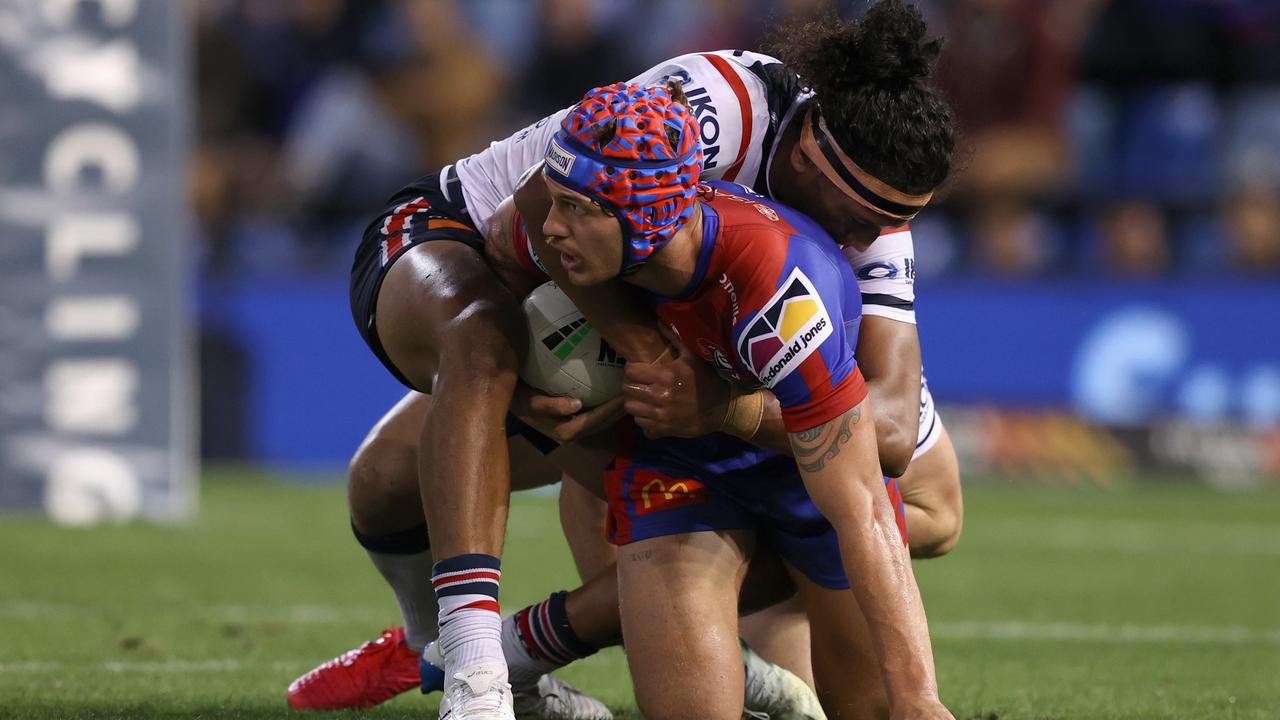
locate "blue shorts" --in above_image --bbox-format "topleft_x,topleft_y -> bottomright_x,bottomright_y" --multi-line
604,425 -> 909,590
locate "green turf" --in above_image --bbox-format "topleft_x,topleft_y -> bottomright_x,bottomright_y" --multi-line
1,471 -> 1277,719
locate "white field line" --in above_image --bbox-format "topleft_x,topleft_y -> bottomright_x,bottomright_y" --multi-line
976,519 -> 1280,557
0,662 -> 62,673
933,621 -> 1280,646
0,659 -> 320,674
0,602 -> 76,619
0,622 -> 1275,674
203,603 -> 390,624
0,602 -> 391,623
102,659 -> 239,673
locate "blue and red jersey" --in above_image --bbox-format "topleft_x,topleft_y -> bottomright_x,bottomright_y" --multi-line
654,181 -> 867,432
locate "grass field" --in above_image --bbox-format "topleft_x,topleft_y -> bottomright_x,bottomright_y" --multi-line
1,470 -> 1277,720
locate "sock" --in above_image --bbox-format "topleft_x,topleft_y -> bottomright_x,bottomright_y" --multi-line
352,521 -> 437,653
504,591 -> 600,687
432,553 -> 505,675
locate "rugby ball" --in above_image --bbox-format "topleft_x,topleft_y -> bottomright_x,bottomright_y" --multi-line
520,282 -> 624,407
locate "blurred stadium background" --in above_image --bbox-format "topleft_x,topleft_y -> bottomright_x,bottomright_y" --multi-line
1,1 -> 1278,718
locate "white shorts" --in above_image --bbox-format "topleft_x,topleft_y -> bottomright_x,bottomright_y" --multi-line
912,373 -> 943,461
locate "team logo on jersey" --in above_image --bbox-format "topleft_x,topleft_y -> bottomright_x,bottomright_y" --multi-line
545,138 -> 576,176
736,268 -> 833,388
754,204 -> 779,222
855,261 -> 899,281
696,338 -> 742,382
856,258 -> 916,285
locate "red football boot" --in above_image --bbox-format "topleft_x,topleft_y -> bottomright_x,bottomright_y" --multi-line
287,627 -> 421,710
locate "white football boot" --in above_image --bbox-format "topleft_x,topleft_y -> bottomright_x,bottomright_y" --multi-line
512,673 -> 614,720
741,639 -> 828,720
424,641 -> 611,720
438,661 -> 515,720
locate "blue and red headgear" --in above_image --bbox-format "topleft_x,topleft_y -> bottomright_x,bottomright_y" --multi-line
543,82 -> 702,272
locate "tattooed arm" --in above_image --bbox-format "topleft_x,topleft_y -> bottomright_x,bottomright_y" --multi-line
789,398 -> 944,717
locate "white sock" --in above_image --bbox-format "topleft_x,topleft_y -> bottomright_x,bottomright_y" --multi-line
366,548 -> 438,653
432,554 -> 506,676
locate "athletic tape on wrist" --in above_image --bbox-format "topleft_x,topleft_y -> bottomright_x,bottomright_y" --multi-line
721,390 -> 765,438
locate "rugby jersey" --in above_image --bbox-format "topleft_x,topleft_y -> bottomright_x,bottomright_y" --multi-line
467,50 -> 919,324
653,181 -> 868,433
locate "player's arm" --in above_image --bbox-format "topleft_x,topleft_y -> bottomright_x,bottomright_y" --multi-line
854,316 -> 922,477
757,231 -> 924,470
620,319 -> 921,471
788,400 -> 948,719
762,248 -> 946,716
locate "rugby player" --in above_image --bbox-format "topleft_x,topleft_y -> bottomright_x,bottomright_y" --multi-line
287,2 -> 960,717
525,79 -> 951,719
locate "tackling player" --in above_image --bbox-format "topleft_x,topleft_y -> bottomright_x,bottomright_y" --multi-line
287,2 -> 960,717
533,80 -> 951,720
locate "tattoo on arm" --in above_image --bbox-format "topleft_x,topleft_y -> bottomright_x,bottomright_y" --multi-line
792,405 -> 861,472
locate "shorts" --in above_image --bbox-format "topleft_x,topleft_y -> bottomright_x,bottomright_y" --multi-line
604,425 -> 909,590
350,166 -> 483,390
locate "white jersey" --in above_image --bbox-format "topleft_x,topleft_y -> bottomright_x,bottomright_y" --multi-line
450,49 -> 936,451
452,50 -> 803,232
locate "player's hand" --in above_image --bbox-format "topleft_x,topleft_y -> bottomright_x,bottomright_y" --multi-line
510,382 -> 625,445
620,328 -> 730,439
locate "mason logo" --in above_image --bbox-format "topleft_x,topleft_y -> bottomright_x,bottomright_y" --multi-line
736,268 -> 833,388
546,138 -> 576,177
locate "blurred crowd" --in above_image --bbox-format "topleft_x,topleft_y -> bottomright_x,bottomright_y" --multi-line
191,0 -> 1280,279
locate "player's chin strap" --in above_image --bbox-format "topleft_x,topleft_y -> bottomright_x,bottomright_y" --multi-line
798,108 -> 932,223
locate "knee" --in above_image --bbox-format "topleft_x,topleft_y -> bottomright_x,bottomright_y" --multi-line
347,431 -> 423,535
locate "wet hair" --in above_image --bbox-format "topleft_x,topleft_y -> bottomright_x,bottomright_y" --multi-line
765,0 -> 956,194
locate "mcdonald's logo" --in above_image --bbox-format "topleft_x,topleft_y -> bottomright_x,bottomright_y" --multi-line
630,471 -> 706,516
